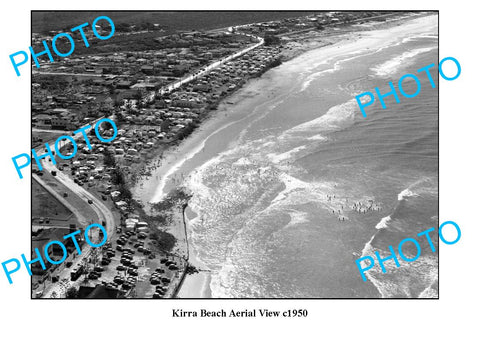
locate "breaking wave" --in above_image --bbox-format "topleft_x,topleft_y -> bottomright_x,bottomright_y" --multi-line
371,47 -> 437,77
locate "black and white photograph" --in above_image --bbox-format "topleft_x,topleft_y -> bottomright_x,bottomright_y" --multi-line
29,10 -> 439,299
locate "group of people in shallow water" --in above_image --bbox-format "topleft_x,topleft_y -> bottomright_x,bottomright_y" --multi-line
352,200 -> 381,214
327,195 -> 382,222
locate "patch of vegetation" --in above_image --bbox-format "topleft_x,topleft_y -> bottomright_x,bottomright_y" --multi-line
32,11 -> 317,34
150,188 -> 191,212
65,286 -> 79,298
148,229 -> 177,253
264,34 -> 281,46
186,264 -> 199,275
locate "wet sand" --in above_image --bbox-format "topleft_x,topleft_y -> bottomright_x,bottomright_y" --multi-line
176,206 -> 212,298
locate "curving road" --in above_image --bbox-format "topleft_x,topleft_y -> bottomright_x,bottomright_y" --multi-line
34,136 -> 115,298
36,158 -> 115,298
41,158 -> 115,240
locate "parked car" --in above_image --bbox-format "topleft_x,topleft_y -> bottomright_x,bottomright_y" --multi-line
120,258 -> 131,266
113,276 -> 125,284
127,268 -> 138,276
88,272 -> 99,279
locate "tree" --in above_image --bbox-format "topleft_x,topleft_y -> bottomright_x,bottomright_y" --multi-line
103,148 -> 116,168
134,89 -> 143,101
66,286 -> 79,299
112,168 -> 125,186
268,58 -> 282,68
119,183 -> 132,201
160,120 -> 170,131
264,34 -> 280,46
114,98 -> 123,109
116,112 -> 126,125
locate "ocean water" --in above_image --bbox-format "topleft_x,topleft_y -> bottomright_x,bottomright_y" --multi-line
182,16 -> 438,298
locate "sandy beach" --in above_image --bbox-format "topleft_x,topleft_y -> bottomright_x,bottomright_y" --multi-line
133,75 -> 278,297
132,13 -> 437,298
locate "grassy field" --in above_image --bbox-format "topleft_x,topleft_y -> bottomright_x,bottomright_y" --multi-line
32,179 -> 74,223
32,130 -> 66,148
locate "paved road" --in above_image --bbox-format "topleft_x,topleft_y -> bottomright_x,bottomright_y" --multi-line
157,33 -> 264,98
136,32 -> 265,104
33,128 -> 70,134
32,224 -> 72,232
35,156 -> 115,298
32,71 -> 105,77
42,160 -> 115,238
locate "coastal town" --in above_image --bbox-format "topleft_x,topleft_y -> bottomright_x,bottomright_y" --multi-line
31,11 -> 424,298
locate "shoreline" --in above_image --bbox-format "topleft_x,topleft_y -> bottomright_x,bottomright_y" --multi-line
175,205 -> 213,298
132,13 -> 438,298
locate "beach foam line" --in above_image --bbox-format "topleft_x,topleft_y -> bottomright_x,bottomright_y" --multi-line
150,118 -> 241,203
371,46 -> 437,77
284,209 -> 310,229
289,13 -> 437,81
307,134 -> 328,141
296,37 -> 410,92
281,99 -> 358,139
359,233 -> 384,296
153,78 -> 299,204
398,188 -> 419,201
375,215 -> 392,229
266,145 -> 308,164
397,177 -> 436,202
